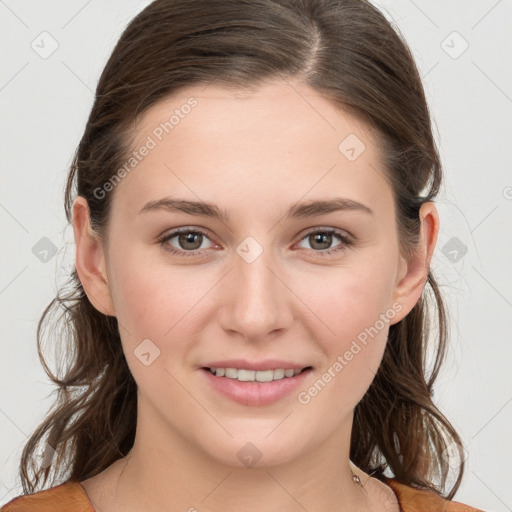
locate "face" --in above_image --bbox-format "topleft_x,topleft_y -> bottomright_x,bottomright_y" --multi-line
75,79 -> 432,469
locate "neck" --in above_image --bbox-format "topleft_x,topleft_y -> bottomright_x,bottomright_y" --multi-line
106,405 -> 371,512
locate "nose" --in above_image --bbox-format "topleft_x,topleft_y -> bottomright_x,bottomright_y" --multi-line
218,242 -> 294,341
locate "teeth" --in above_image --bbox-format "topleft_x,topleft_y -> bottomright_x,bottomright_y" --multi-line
209,367 -> 305,382
225,368 -> 238,378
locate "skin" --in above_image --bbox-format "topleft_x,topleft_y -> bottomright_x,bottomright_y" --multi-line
74,79 -> 439,512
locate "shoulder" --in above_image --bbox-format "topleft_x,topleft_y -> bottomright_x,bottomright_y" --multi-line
386,478 -> 486,512
0,481 -> 94,512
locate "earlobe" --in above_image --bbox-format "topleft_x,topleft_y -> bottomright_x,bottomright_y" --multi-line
390,202 -> 439,325
72,196 -> 116,317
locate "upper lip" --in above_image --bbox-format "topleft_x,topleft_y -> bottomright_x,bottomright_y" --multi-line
201,359 -> 311,371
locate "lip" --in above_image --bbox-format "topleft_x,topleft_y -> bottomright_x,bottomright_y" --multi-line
201,359 -> 308,371
200,365 -> 313,406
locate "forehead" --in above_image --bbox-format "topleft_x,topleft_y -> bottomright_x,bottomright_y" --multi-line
111,80 -> 392,221
132,80 -> 375,148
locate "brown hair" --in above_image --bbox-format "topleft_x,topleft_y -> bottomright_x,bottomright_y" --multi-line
19,0 -> 465,500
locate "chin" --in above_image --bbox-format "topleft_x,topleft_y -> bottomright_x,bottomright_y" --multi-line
194,423 -> 313,469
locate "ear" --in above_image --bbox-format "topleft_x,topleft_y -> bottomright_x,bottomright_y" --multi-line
389,202 -> 439,324
72,196 -> 116,317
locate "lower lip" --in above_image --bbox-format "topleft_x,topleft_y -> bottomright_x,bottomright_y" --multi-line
200,368 -> 312,406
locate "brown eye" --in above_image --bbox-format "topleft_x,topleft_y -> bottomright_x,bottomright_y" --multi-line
159,228 -> 215,256
297,228 -> 353,257
177,232 -> 204,251
308,232 -> 334,250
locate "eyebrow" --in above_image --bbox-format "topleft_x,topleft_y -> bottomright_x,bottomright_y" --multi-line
139,196 -> 374,221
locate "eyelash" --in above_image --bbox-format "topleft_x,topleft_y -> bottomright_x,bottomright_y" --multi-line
157,227 -> 353,258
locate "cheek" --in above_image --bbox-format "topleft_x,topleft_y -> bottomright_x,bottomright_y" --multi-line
106,249 -> 221,391
297,258 -> 398,402
108,247 -> 216,338
107,252 -> 213,403
306,259 -> 397,348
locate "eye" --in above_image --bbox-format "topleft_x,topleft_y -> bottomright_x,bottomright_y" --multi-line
158,226 -> 353,258
158,228 -> 216,257
296,228 -> 353,257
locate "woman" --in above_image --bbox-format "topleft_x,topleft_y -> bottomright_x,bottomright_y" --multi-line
1,0 -> 485,511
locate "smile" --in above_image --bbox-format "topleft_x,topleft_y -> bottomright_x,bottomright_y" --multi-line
207,367 -> 308,382
201,366 -> 313,406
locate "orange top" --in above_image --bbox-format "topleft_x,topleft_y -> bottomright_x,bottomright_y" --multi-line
0,478 -> 485,512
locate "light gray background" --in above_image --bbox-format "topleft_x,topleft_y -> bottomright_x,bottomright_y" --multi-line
1,1 -> 511,510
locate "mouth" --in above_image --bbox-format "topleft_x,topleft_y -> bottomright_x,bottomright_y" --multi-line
202,366 -> 312,382
200,365 -> 313,406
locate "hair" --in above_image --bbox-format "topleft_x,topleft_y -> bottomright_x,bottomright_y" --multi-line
18,0 -> 465,500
